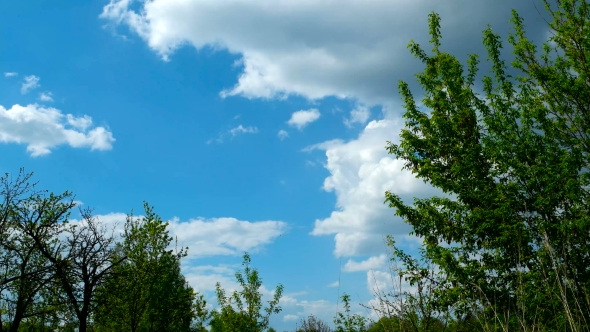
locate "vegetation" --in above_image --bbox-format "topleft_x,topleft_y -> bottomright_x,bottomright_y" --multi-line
1,0 -> 589,330
382,0 -> 590,330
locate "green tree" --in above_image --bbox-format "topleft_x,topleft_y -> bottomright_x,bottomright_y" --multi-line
212,252 -> 284,332
385,0 -> 590,330
333,294 -> 367,332
0,170 -> 82,331
93,202 -> 198,332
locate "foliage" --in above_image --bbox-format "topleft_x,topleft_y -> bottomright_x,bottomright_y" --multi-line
212,252 -> 284,332
93,202 -> 198,332
333,293 -> 367,332
384,0 -> 590,330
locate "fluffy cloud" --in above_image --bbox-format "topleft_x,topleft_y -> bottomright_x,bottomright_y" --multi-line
287,108 -> 320,130
307,117 -> 442,257
39,92 -> 54,102
278,129 -> 289,140
167,216 -> 287,258
84,212 -> 287,259
343,254 -> 387,272
21,75 -> 40,94
100,0 -> 546,107
0,104 -> 115,156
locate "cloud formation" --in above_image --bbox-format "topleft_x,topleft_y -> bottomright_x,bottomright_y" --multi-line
343,254 -> 387,272
100,0 -> 546,107
344,105 -> 371,127
39,92 -> 54,102
229,124 -> 258,136
287,108 -> 320,130
307,118 -> 441,257
0,104 -> 115,156
21,75 -> 40,94
4,72 -> 17,77
278,129 -> 289,140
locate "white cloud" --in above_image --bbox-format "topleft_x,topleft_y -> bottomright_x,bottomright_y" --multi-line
0,104 -> 115,156
283,314 -> 299,322
167,216 -> 287,258
21,75 -> 40,94
287,108 -> 320,130
99,0 -> 544,107
344,105 -> 371,127
307,116 -> 442,257
229,124 -> 258,136
343,254 -> 387,272
327,281 -> 339,287
278,129 -> 289,140
39,92 -> 54,102
4,72 -> 17,77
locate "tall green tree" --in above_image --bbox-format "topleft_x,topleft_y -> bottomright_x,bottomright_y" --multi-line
93,202 -> 198,332
385,0 -> 590,330
212,253 -> 284,332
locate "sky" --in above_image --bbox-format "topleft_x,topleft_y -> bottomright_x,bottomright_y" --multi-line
0,0 -> 552,330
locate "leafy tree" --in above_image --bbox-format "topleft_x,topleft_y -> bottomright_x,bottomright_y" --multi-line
212,252 -> 284,332
385,0 -> 590,330
0,170 -> 80,331
22,205 -> 122,332
333,294 -> 367,332
93,202 -> 198,332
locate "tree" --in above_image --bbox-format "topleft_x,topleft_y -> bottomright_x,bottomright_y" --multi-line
0,170 -> 76,331
212,253 -> 284,332
93,202 -> 198,332
384,0 -> 590,330
21,205 -> 123,332
296,314 -> 332,332
333,294 -> 367,332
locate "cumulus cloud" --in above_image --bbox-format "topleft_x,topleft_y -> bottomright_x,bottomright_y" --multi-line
306,117 -> 442,257
167,216 -> 287,258
229,124 -> 258,136
278,129 -> 289,140
343,254 -> 387,272
4,72 -> 17,77
0,104 -> 115,156
39,92 -> 54,102
99,0 -> 546,107
21,75 -> 40,94
287,108 -> 320,130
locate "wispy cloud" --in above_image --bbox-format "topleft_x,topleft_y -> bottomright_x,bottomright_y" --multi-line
344,105 -> 370,127
229,125 -> 258,136
278,129 -> 289,140
21,75 -> 40,94
39,92 -> 54,102
4,72 -> 17,77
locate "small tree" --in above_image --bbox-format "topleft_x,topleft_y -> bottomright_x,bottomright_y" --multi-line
212,253 -> 284,332
334,294 -> 367,332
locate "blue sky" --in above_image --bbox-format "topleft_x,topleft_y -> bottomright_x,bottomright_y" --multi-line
0,0 -> 549,330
